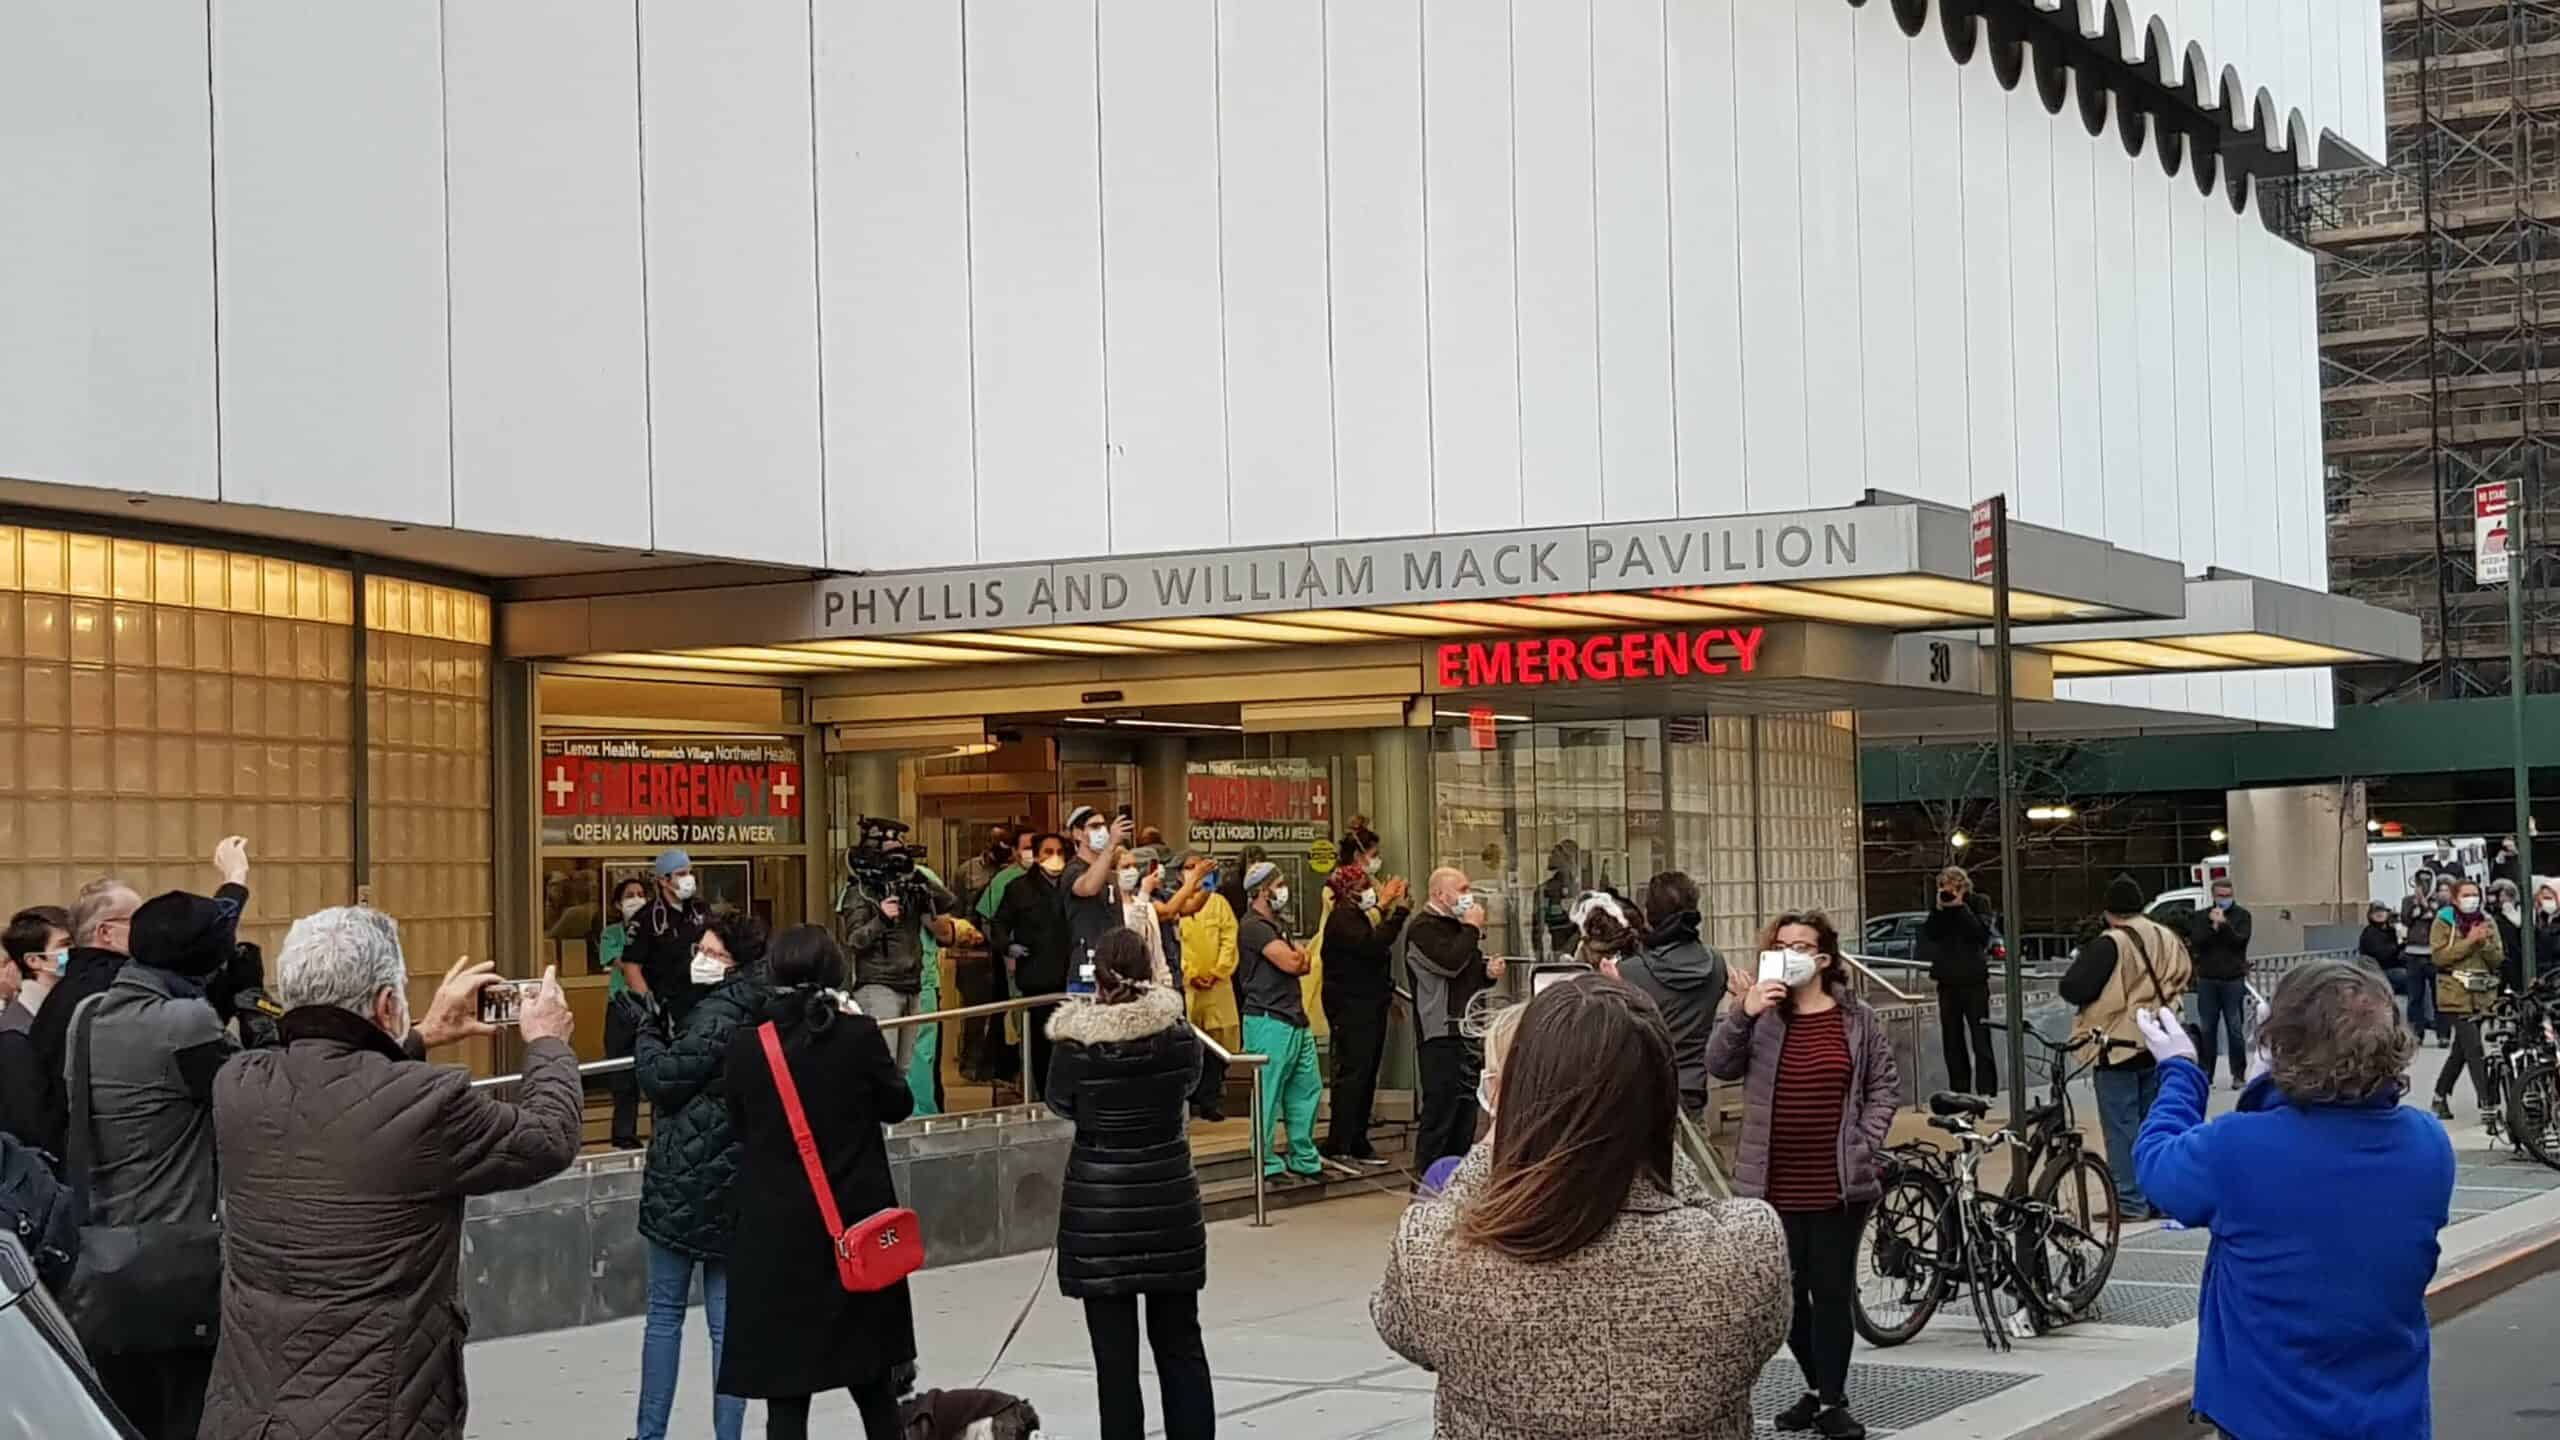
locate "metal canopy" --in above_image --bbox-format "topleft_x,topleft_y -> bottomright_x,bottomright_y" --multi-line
1997,571 -> 2427,677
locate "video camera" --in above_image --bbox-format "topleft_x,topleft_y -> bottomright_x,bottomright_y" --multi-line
846,817 -> 941,920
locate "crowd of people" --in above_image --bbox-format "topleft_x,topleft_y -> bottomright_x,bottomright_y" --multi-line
0,814 -> 2513,1440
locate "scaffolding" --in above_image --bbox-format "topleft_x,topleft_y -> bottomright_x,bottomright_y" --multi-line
2308,0 -> 2560,704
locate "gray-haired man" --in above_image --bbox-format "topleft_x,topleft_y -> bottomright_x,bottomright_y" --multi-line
200,909 -> 579,1440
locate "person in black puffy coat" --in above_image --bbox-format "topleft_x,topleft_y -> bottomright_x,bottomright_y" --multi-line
626,912 -> 768,1440
1044,927 -> 1212,1440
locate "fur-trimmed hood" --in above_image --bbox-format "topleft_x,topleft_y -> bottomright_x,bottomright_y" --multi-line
1046,984 -> 1187,1045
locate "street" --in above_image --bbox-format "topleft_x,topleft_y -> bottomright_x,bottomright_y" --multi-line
2433,1266 -> 2560,1437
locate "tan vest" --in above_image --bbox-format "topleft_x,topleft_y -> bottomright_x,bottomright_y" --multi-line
2075,915 -> 2195,1064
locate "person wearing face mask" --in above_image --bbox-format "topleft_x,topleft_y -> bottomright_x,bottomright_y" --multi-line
1064,805 -> 1139,994
200,907 -> 580,1440
1116,848 -> 1177,986
2409,874 -> 2458,1045
1319,833 -> 1410,1169
993,831 -> 1077,1095
627,848 -> 712,1025
1705,911 -> 1900,1440
626,914 -> 770,1440
2428,879 -> 2505,1122
593,876 -> 653,1150
1236,862 -> 1325,1186
2488,878 -> 2528,997
1172,853 -> 1240,1121
1,905 -> 71,1152
2536,881 -> 2560,984
2184,879 -> 2255,1092
1405,868 -> 1505,1172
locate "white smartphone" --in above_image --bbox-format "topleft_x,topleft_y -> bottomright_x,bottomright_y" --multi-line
1757,951 -> 1789,985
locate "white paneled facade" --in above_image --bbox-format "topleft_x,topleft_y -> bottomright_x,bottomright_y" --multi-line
0,0 -> 2376,729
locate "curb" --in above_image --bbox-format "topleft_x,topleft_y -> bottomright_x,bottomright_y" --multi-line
2008,1209 -> 2560,1439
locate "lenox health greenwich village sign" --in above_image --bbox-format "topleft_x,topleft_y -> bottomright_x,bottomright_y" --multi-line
811,505 -> 1914,639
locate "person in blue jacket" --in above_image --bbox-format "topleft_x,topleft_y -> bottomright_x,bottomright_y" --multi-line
2130,956 -> 2454,1440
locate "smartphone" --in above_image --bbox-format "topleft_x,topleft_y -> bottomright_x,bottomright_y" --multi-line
1757,951 -> 1790,985
1068,959 -> 1098,998
1116,803 -> 1133,822
477,978 -> 541,1026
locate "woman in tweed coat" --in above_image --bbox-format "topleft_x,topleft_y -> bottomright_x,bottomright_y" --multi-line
1372,979 -> 1788,1439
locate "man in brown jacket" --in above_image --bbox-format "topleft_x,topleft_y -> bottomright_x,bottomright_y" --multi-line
2059,876 -> 2193,1222
199,907 -> 581,1440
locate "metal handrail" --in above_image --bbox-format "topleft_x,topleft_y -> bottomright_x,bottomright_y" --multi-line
1840,953 -> 1923,1003
468,988 -> 1281,1228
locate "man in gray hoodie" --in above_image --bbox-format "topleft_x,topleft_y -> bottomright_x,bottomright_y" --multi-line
1613,871 -> 1730,1121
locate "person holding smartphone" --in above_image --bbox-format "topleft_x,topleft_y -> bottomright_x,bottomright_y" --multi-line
1916,866 -> 2000,1098
626,914 -> 769,1440
1705,911 -> 1900,1440
1044,927 -> 1213,1439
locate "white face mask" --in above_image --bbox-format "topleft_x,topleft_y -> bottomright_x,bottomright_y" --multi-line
1781,952 -> 1821,989
688,949 -> 730,985
1360,888 -> 1379,911
2459,896 -> 2482,916
1269,886 -> 1291,910
619,896 -> 646,920
1086,827 -> 1112,854
1477,1072 -> 1498,1116
1451,894 -> 1478,918
1118,867 -> 1141,894
2542,898 -> 2558,917
672,874 -> 697,902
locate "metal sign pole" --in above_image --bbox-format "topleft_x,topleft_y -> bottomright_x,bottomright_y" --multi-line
2515,455 -> 2539,981
1990,496 -> 2028,1125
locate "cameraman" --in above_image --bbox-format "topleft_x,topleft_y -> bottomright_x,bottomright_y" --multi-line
839,821 -> 958,1075
1918,866 -> 1999,1098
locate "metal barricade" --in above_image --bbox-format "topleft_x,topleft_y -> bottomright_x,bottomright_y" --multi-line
469,989 -> 1279,1228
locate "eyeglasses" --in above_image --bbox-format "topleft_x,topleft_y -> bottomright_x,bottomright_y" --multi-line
1774,940 -> 1820,955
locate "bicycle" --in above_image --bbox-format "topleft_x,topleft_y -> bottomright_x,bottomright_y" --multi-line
1852,1027 -> 2130,1351
2482,972 -> 2560,1171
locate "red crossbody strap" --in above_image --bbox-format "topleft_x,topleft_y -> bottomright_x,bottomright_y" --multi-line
759,1021 -> 848,1242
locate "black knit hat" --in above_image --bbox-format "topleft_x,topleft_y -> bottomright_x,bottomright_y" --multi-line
2103,875 -> 2147,918
129,890 -> 239,979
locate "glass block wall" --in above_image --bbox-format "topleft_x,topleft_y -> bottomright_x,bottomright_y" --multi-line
1426,709 -> 1859,962
0,527 -> 354,954
365,576 -> 495,1039
0,525 -> 491,1027
1754,711 -> 1863,949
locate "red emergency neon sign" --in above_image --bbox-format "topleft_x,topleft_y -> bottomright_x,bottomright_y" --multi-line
1434,626 -> 1766,690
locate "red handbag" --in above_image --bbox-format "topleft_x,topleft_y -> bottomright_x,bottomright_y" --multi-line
758,1021 -> 924,1293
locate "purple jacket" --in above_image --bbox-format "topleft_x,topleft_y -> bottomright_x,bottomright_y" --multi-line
1704,995 -> 1901,1205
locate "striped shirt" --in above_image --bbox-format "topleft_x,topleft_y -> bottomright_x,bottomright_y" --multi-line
1765,1007 -> 1852,1213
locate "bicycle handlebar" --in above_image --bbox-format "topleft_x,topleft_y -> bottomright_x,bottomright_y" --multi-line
1983,1019 -> 2145,1057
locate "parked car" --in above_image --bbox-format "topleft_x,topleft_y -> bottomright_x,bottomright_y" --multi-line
1861,911 -> 1927,961
0,1233 -> 135,1439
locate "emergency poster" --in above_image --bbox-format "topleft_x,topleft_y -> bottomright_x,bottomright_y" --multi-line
540,734 -> 805,847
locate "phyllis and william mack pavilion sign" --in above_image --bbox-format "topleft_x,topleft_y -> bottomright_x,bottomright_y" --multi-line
803,499 -> 2170,640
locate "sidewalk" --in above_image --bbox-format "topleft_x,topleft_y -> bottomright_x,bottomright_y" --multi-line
463,1068 -> 2557,1439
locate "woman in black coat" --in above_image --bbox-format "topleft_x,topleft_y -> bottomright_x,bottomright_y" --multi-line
718,926 -> 916,1440
626,912 -> 768,1440
1045,927 -> 1213,1440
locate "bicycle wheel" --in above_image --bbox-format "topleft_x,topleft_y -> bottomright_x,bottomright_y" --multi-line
1853,1170 -> 1947,1346
2029,1150 -> 2121,1317
2509,1063 -> 2560,1172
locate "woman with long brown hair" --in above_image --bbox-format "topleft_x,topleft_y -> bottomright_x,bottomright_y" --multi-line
1705,911 -> 1902,1439
1372,978 -> 1787,1438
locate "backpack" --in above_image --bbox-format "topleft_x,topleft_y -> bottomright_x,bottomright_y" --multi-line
0,1130 -> 81,1288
